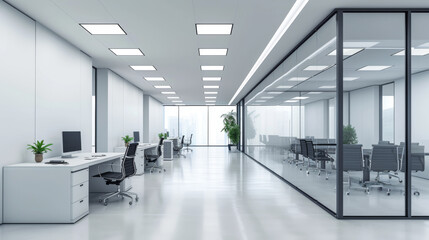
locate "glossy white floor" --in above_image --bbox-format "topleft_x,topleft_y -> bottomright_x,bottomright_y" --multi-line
1,147 -> 429,240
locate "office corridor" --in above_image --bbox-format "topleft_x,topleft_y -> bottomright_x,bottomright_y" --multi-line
1,147 -> 429,240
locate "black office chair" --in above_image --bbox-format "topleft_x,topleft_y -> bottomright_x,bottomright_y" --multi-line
96,142 -> 139,206
184,134 -> 193,152
298,139 -> 308,171
369,144 -> 399,195
306,140 -> 334,179
343,144 -> 364,195
398,143 -> 424,196
145,138 -> 166,173
174,135 -> 186,158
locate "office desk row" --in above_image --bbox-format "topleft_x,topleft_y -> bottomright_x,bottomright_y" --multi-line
2,143 -> 160,224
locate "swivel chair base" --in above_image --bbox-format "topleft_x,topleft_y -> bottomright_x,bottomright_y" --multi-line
98,185 -> 139,206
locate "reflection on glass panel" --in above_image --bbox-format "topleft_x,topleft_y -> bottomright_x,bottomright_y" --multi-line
179,106 -> 208,145
245,16 -> 337,213
208,106 -> 235,145
164,106 -> 179,137
382,83 -> 395,143
343,13 -> 405,216
411,13 -> 429,216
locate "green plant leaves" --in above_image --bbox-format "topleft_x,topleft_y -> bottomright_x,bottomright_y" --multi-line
122,135 -> 134,143
27,140 -> 53,154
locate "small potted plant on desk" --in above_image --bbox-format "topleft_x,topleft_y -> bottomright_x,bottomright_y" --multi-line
122,135 -> 134,147
27,140 -> 53,163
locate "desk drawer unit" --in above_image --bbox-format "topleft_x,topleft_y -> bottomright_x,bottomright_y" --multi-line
72,197 -> 89,220
72,181 -> 89,203
72,168 -> 89,186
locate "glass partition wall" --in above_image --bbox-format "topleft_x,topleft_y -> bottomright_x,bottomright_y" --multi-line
240,9 -> 429,219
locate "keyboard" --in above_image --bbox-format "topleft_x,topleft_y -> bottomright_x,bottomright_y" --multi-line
91,154 -> 106,157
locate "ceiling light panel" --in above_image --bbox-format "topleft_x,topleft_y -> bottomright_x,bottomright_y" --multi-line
154,85 -> 171,89
308,92 -> 322,94
319,86 -> 336,89
196,24 -> 233,35
344,77 -> 359,81
80,23 -> 126,35
201,66 -> 224,71
145,77 -> 165,81
206,100 -> 216,103
285,100 -> 299,103
168,96 -> 179,99
205,96 -> 216,99
393,48 -> 429,56
109,48 -> 144,56
172,100 -> 183,103
204,92 -> 218,94
260,96 -> 274,99
358,66 -> 391,71
328,48 -> 363,56
203,77 -> 221,81
203,85 -> 219,89
199,49 -> 228,56
130,65 -> 156,71
161,92 -> 176,94
277,86 -> 293,89
289,77 -> 309,81
255,100 -> 266,102
292,97 -> 309,100
304,65 -> 329,71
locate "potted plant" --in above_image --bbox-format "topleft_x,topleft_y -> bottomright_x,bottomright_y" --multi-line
221,110 -> 240,151
27,140 -> 53,163
343,124 -> 358,144
158,132 -> 165,140
122,135 -> 134,147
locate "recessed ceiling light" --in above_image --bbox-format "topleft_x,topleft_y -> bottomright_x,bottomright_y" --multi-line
130,65 -> 156,71
80,23 -> 126,35
328,48 -> 363,56
228,0 -> 309,105
292,97 -> 309,100
285,100 -> 299,103
145,77 -> 165,81
304,65 -> 329,71
261,96 -> 274,99
172,100 -> 183,103
255,100 -> 266,102
358,65 -> 391,71
205,100 -> 216,103
201,66 -> 224,71
267,92 -> 282,94
308,92 -> 322,94
277,85 -> 293,89
196,24 -> 233,35
161,92 -> 176,95
344,77 -> 359,81
344,42 -> 379,48
204,92 -> 218,94
319,86 -> 336,89
393,48 -> 429,56
203,77 -> 221,81
154,85 -> 171,89
206,104 -> 215,106
168,96 -> 179,99
109,48 -> 144,56
289,77 -> 309,81
203,85 -> 219,89
205,96 -> 216,99
199,49 -> 228,56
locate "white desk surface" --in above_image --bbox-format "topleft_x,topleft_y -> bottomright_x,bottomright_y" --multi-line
4,153 -> 123,171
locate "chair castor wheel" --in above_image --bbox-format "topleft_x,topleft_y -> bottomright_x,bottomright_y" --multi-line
135,197 -> 139,202
346,192 -> 350,195
103,199 -> 108,206
129,201 -> 133,205
414,191 -> 420,196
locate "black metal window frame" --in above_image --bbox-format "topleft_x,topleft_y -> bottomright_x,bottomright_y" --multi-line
238,8 -> 429,219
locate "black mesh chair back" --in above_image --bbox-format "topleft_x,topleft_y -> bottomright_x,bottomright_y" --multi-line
190,134 -> 193,145
306,141 -> 315,159
122,143 -> 138,178
181,135 -> 185,145
300,139 -> 308,158
399,144 -> 425,172
157,138 -> 164,156
343,144 -> 364,171
370,145 -> 398,172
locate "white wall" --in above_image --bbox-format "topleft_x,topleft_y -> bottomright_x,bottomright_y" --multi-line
0,1 -> 92,223
350,86 -> 380,149
143,95 -> 164,143
395,78 -> 406,144
304,100 -> 329,138
97,69 -> 144,151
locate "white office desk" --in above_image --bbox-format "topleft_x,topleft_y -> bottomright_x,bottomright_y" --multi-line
3,153 -> 123,223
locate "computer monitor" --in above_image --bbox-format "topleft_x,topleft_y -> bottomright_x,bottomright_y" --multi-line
133,131 -> 140,143
62,131 -> 82,158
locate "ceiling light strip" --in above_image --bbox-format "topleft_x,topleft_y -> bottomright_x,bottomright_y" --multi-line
229,0 -> 309,105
